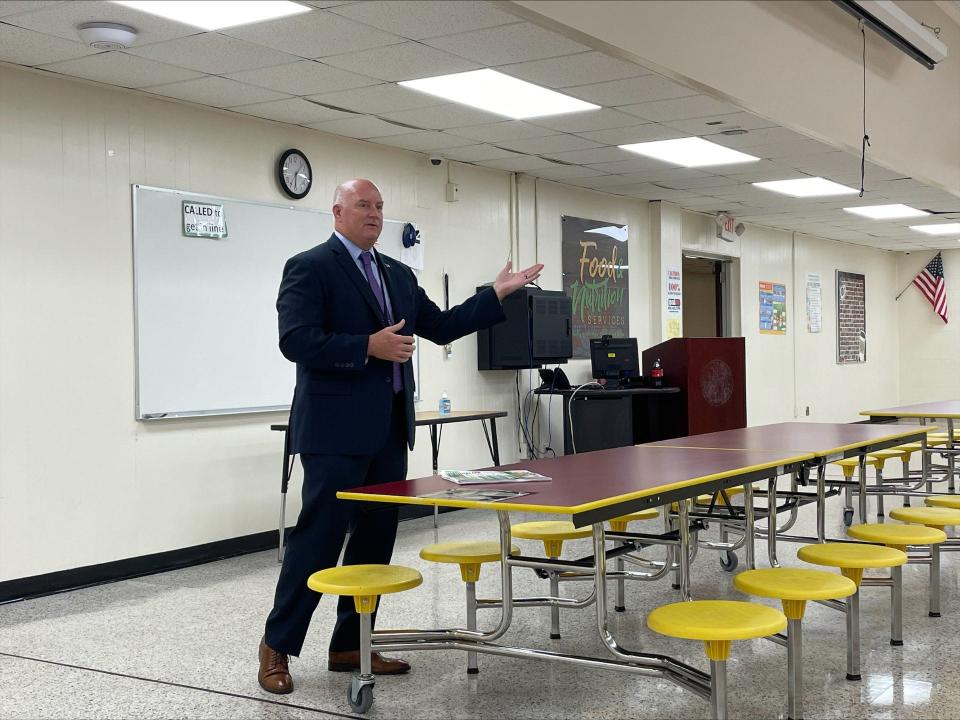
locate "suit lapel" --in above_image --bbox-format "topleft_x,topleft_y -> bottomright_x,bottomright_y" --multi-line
375,249 -> 407,325
327,235 -> 387,325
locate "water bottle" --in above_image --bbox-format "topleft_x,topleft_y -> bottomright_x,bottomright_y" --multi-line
439,392 -> 452,416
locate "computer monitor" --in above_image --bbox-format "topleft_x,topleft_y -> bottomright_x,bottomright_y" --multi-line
590,336 -> 639,388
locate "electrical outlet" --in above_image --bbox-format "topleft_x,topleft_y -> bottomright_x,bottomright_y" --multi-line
805,406 -> 810,417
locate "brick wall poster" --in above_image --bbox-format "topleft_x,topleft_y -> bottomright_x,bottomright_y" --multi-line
561,215 -> 629,359
836,270 -> 866,363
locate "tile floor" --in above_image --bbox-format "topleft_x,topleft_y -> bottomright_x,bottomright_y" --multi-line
1,493 -> 957,719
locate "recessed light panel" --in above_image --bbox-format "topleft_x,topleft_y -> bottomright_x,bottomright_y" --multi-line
909,223 -> 960,235
618,137 -> 759,168
112,1 -> 310,31
753,177 -> 858,197
843,204 -> 930,219
399,70 -> 599,120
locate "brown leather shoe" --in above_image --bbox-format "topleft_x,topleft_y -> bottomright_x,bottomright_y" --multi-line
258,637 -> 293,694
328,650 -> 410,675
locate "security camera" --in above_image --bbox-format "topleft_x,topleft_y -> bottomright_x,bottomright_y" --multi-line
429,154 -> 444,167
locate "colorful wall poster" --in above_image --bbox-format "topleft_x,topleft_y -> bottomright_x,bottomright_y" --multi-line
759,281 -> 787,335
561,216 -> 629,358
837,270 -> 866,363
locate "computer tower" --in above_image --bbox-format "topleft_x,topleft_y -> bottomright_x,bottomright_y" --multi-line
477,286 -> 572,370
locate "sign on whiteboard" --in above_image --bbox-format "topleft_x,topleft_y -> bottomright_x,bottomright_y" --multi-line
182,201 -> 227,238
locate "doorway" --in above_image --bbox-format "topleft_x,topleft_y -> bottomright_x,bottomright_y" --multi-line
682,255 -> 728,337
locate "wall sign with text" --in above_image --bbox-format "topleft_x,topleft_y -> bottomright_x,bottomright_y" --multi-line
561,216 -> 629,358
759,281 -> 787,335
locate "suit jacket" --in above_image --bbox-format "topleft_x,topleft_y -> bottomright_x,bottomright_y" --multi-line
277,234 -> 506,456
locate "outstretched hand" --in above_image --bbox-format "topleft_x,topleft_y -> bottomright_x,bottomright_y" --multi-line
492,261 -> 544,301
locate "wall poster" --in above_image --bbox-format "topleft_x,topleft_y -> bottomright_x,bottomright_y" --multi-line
561,215 -> 629,358
805,272 -> 823,333
759,281 -> 787,334
837,270 -> 866,363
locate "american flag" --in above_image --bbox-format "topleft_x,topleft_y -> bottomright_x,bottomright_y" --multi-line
913,252 -> 948,323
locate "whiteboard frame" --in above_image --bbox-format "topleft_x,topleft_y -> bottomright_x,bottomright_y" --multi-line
132,184 -> 420,420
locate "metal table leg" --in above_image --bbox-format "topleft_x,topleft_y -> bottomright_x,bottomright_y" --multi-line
430,424 -> 440,528
743,482 -> 756,570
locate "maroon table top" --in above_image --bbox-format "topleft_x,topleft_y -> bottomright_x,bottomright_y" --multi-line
338,444 -> 812,516
645,421 -> 928,456
860,401 -> 960,420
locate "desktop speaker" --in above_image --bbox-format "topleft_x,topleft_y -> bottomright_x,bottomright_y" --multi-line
477,286 -> 572,370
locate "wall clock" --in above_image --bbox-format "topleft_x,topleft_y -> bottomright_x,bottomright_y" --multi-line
277,148 -> 312,199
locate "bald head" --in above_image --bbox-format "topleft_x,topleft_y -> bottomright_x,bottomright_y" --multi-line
332,179 -> 384,250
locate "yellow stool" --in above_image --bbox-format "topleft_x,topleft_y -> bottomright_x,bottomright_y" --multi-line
420,540 -> 519,674
648,600 -> 787,720
926,495 -> 960,510
607,508 -> 659,613
848,522 -> 947,618
511,521 -> 592,639
307,564 -> 422,714
797,543 -> 906,680
734,568 -> 855,720
890,505 -> 960,529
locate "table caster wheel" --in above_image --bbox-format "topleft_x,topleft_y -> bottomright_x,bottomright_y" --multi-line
843,509 -> 854,527
348,683 -> 373,714
719,550 -> 739,572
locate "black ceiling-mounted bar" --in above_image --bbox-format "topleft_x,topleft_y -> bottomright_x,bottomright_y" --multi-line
832,0 -> 937,69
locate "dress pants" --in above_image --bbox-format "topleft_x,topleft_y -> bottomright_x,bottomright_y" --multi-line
265,393 -> 407,656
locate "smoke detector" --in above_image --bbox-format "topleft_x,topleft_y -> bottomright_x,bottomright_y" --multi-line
77,22 -> 138,50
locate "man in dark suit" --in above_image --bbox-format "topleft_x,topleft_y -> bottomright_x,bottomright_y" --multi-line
258,178 -> 543,694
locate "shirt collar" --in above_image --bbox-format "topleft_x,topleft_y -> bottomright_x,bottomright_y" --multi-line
334,230 -> 374,266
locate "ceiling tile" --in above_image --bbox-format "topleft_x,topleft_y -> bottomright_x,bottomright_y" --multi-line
577,123 -> 685,145
0,1 -> 63,18
541,146 -> 637,165
127,33 -> 300,75
655,175 -> 746,191
530,165 -> 607,181
320,41 -> 479,82
439,144 -> 524,163
222,9 -> 403,59
306,83 -> 446,114
709,125 -> 816,149
587,158 -> 676,174
229,97 -> 354,124
306,115 -> 414,138
447,121 -> 557,143
423,22 -> 589,66
0,22 -> 97,65
1,0 -> 198,45
379,104 -> 507,130
143,76 -> 290,108
223,60 -> 379,96
368,131 -> 477,152
526,108 -> 642,133
618,94 -> 740,122
619,167 -> 712,184
721,159 -> 801,182
498,51 -> 649,89
38,50 -> 203,88
664,111 -> 779,135
301,0 -> 354,6
561,174 -> 643,188
329,1 -> 518,40
497,134 -> 604,154
478,155 -> 564,172
565,75 -> 696,107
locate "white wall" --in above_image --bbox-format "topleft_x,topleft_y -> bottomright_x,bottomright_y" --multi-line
897,249 -> 960,401
511,0 -> 960,194
681,212 -> 902,425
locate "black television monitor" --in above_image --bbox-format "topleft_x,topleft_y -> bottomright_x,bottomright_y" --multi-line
590,336 -> 639,389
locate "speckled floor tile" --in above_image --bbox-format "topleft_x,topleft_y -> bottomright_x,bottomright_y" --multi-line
1,489 -> 958,719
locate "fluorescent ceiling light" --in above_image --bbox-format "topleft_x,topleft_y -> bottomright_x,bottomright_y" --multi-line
909,223 -> 960,235
618,137 -> 759,168
112,1 -> 310,30
842,203 -> 930,219
753,177 -> 858,197
399,69 -> 598,119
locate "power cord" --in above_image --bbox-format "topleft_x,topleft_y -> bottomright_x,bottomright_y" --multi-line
858,19 -> 870,198
567,381 -> 603,455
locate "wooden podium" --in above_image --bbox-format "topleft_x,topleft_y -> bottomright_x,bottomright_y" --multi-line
642,338 -> 746,437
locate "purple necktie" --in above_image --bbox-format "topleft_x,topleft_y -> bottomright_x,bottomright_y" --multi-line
360,251 -> 402,393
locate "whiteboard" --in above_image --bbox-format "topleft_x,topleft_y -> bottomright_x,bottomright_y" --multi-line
132,185 -> 418,420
